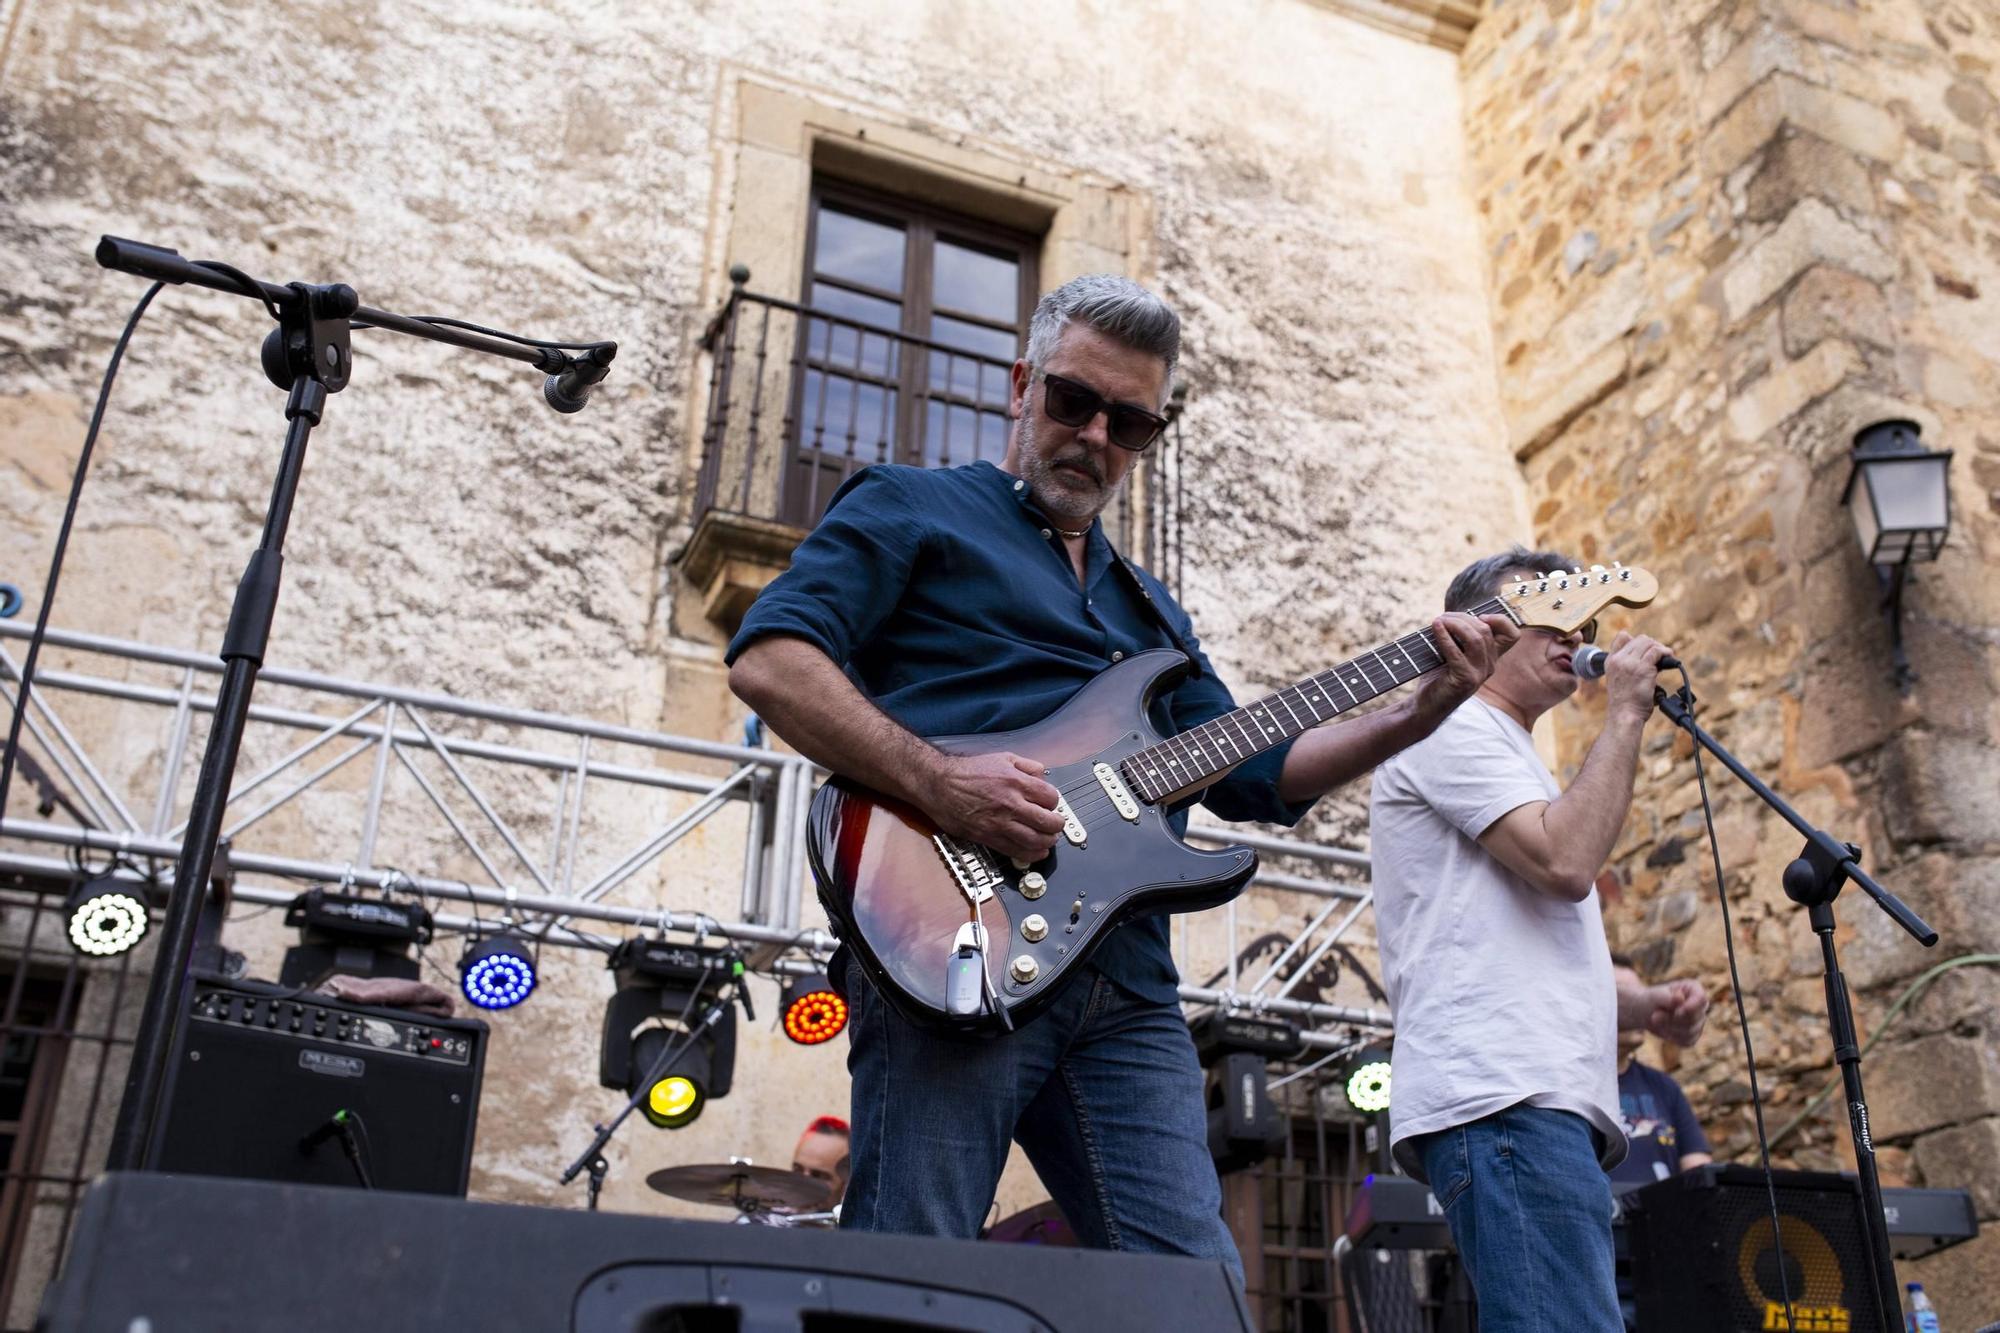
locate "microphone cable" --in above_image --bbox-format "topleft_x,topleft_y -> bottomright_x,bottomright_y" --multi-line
0,280 -> 165,835
1670,665 -> 1797,1333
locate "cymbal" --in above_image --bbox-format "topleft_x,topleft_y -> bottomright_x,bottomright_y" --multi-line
645,1161 -> 829,1212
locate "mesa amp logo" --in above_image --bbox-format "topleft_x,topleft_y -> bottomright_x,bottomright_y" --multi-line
1741,1215 -> 1851,1332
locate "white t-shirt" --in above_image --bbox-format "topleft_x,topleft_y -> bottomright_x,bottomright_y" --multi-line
1368,696 -> 1625,1180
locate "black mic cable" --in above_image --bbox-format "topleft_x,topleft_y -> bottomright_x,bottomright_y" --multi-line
1669,665 -> 1798,1333
0,280 -> 164,833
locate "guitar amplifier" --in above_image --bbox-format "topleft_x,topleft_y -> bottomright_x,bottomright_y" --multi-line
1627,1164 -> 1888,1333
150,973 -> 486,1196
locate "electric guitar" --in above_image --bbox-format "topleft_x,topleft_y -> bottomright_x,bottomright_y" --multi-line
806,563 -> 1660,1034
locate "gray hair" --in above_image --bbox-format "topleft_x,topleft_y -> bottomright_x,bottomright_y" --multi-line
1445,546 -> 1582,613
1023,274 -> 1180,400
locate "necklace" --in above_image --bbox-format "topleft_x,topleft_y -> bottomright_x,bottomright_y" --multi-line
1055,524 -> 1090,540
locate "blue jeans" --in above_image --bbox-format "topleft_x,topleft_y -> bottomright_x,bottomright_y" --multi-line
1413,1105 -> 1621,1332
838,955 -> 1242,1285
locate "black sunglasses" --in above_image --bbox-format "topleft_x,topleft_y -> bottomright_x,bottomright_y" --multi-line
1032,368 -> 1168,452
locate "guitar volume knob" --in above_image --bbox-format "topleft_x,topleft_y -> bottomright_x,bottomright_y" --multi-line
1019,872 -> 1047,899
1020,914 -> 1048,943
1009,955 -> 1040,984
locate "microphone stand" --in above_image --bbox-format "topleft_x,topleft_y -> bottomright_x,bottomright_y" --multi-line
94,237 -> 614,1172
1652,680 -> 1935,1333
559,988 -> 743,1209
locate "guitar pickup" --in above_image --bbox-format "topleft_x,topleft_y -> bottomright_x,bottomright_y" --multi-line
1053,796 -> 1087,847
1092,763 -> 1139,823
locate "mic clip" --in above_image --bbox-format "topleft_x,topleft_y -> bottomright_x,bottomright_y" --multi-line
542,344 -> 618,414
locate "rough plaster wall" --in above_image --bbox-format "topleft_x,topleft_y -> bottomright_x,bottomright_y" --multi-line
0,0 -> 1524,1297
1463,0 -> 2000,1315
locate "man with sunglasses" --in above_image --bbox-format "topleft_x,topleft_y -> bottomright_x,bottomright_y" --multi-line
1366,549 -> 1702,1331
728,274 -> 1512,1283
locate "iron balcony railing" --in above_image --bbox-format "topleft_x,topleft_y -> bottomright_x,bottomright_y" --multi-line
692,270 -> 1185,596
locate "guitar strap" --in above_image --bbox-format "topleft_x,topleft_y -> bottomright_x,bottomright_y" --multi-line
1106,542 -> 1203,681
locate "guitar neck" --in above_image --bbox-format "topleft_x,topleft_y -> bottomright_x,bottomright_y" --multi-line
1118,595 -> 1508,805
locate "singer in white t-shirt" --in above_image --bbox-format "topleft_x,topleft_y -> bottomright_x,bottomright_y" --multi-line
1368,547 -> 1708,1333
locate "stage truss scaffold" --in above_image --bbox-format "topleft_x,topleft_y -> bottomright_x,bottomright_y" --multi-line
0,621 -> 1390,1044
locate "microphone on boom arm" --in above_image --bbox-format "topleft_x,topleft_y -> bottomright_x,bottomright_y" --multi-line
1569,644 -> 1682,679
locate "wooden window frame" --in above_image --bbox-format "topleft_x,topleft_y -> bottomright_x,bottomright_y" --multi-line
782,178 -> 1040,523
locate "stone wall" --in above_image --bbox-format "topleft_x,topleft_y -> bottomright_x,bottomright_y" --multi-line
0,0 -> 1527,1313
1462,0 -> 2000,1315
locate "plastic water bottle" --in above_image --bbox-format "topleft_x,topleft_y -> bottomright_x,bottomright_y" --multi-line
1905,1281 -> 1941,1333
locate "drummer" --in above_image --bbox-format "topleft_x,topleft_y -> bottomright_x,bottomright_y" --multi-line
791,1116 -> 850,1210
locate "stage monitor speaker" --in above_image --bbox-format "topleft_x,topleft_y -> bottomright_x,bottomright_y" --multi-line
1628,1163 -> 1886,1333
41,1173 -> 1257,1332
149,973 -> 486,1196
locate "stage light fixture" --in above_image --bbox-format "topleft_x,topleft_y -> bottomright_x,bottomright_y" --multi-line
780,970 -> 847,1045
598,938 -> 740,1129
280,887 -> 432,988
1346,1058 -> 1393,1114
459,933 -> 537,1010
631,1027 -> 715,1129
65,878 -> 151,957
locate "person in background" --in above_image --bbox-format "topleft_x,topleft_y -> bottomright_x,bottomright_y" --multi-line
792,1114 -> 850,1209
1607,954 -> 1712,1187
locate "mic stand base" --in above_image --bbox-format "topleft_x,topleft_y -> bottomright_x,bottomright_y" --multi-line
1652,682 -> 1930,1333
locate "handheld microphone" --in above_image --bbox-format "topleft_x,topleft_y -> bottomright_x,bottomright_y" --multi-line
1570,644 -> 1682,679
543,345 -> 616,414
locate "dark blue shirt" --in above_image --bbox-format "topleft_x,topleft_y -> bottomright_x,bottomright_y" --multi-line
726,461 -> 1315,1004
1609,1059 -> 1710,1186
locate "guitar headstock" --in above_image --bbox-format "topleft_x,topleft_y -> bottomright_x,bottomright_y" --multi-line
1499,563 -> 1659,635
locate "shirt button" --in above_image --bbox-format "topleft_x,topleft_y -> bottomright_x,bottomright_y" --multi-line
1111,651 -> 1125,661
1039,528 -> 1052,539
1013,479 -> 1025,492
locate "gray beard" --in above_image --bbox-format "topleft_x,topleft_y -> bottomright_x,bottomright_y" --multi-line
1017,415 -> 1123,529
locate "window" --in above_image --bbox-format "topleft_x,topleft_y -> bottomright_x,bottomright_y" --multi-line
784,181 -> 1039,525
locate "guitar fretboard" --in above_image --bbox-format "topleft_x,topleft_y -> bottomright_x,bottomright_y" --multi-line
1118,596 -> 1509,805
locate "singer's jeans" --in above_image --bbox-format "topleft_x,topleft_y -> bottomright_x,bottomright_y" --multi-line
1412,1105 -> 1623,1332
837,953 -> 1243,1286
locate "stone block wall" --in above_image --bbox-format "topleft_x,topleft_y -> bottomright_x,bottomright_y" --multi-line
1462,0 -> 2000,1314
0,0 -> 1527,1311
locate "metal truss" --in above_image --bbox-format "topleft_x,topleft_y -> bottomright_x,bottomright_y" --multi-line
0,623 -> 1390,1044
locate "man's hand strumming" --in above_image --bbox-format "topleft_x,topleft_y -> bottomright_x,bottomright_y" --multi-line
924,751 -> 1066,865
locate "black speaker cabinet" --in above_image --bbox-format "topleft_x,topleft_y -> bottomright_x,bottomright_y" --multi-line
150,973 -> 486,1196
42,1173 -> 1256,1332
1628,1163 -> 1886,1333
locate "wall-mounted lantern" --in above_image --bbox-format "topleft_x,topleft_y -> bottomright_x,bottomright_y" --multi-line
1841,419 -> 1952,691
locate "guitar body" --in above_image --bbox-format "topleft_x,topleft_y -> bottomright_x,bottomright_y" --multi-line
807,650 -> 1258,1034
